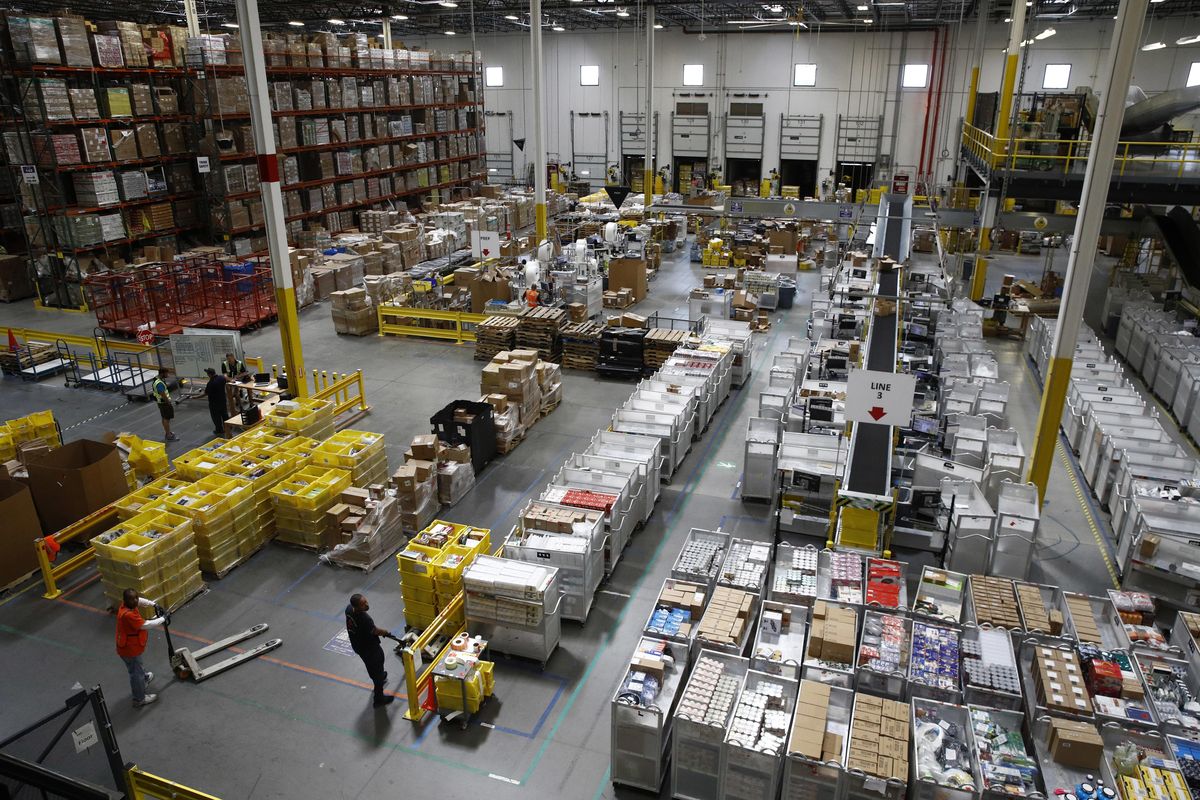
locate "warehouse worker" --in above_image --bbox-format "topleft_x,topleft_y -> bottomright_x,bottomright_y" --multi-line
203,368 -> 228,437
525,284 -> 540,308
221,352 -> 248,380
116,589 -> 166,707
151,368 -> 177,442
345,593 -> 394,708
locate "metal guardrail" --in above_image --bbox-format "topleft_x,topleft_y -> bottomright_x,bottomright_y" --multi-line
400,592 -> 467,722
377,305 -> 486,344
127,767 -> 221,800
962,123 -> 1200,178
7,327 -> 266,375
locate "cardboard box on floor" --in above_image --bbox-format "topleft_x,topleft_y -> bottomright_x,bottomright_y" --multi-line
0,480 -> 43,587
608,257 -> 648,303
26,439 -> 128,534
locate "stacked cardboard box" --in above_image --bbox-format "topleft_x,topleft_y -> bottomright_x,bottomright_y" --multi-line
1031,645 -> 1093,716
645,579 -> 706,640
536,360 -> 562,417
847,695 -> 910,781
323,484 -> 405,571
520,501 -> 602,534
435,444 -> 475,506
1015,582 -> 1060,634
1064,594 -> 1103,644
330,288 -> 377,336
970,575 -> 1023,629
390,457 -> 439,535
789,681 -> 840,761
695,586 -> 756,648
1047,718 -> 1104,769
480,349 -> 544,451
807,600 -> 857,668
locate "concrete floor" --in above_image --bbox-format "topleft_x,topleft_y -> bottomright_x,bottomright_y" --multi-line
0,239 -> 1129,799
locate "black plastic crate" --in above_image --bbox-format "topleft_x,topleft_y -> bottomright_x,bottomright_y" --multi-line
430,399 -> 496,474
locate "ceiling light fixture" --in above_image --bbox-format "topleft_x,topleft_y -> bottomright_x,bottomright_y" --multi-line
438,1 -> 458,6
616,8 -> 630,16
1178,34 -> 1200,44
1004,16 -> 1012,21
875,2 -> 906,5
654,22 -> 664,28
862,18 -> 874,22
221,22 -> 238,27
552,24 -> 564,30
1035,27 -> 1056,39
789,20 -> 807,26
1151,0 -> 1167,4
391,14 -> 408,19
857,5 -> 868,10
288,19 -> 304,25
328,17 -> 345,24
1142,41 -> 1166,49
505,14 -> 519,19
444,29 -> 456,34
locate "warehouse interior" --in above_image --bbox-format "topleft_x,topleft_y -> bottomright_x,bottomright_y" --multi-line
4,0 -> 1200,799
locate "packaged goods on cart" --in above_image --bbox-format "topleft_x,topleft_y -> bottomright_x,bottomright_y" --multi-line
914,703 -> 976,789
827,551 -> 863,604
1109,590 -> 1168,650
646,580 -> 706,639
970,708 -> 1041,796
1111,742 -> 1191,800
866,558 -> 904,608
616,639 -> 677,708
676,654 -> 741,724
911,622 -> 960,691
859,612 -> 908,675
848,695 -> 910,780
773,546 -> 819,602
962,628 -> 1021,695
970,575 -> 1023,629
1078,644 -> 1155,724
1141,660 -> 1200,730
720,539 -> 771,591
1032,646 -> 1094,716
807,600 -> 857,670
675,535 -> 727,584
728,678 -> 792,754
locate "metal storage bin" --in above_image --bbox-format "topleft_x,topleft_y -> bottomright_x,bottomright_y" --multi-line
992,481 -> 1041,580
964,705 -> 1045,800
672,651 -> 751,800
777,433 -> 848,538
802,601 -> 860,689
751,601 -> 809,681
705,319 -> 755,387
781,683 -> 854,800
1101,441 -> 1191,508
612,408 -> 688,479
910,698 -> 982,800
611,636 -> 690,792
817,549 -> 864,605
1115,491 -> 1200,610
588,429 -> 664,490
1016,638 -> 1095,723
864,557 -> 909,612
718,538 -> 773,595
856,609 -> 911,699
961,624 -> 1022,710
673,528 -> 733,590
503,500 -> 605,623
462,556 -> 561,665
625,392 -> 697,446
564,452 -> 652,527
643,577 -> 708,649
1106,450 -> 1196,520
743,418 -> 781,502
545,466 -> 636,576
768,543 -> 820,607
908,620 -> 963,703
1133,649 -> 1200,735
719,670 -> 800,800
941,480 -> 996,576
913,565 -> 968,624
1030,715 -> 1170,800
641,377 -> 711,431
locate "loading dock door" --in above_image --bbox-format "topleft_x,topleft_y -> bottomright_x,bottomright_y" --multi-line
620,111 -> 658,191
570,111 -> 610,189
835,115 -> 883,192
780,114 -> 822,196
724,104 -> 764,194
484,110 -> 515,184
672,108 -> 711,192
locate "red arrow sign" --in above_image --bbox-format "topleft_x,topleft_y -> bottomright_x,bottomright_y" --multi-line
868,406 -> 887,421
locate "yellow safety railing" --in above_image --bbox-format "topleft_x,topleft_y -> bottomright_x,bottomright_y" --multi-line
376,305 -> 486,344
401,592 -> 466,721
34,505 -> 120,599
962,123 -> 1200,177
127,766 -> 221,799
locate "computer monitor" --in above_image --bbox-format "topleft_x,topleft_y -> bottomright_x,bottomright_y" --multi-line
911,416 -> 938,435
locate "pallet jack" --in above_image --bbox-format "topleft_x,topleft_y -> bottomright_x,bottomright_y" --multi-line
157,605 -> 283,682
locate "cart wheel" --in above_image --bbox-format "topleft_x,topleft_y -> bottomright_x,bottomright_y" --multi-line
173,665 -> 191,680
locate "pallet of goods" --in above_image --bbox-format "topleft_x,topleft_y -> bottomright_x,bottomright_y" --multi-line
0,340 -> 58,373
644,328 -> 700,370
322,484 -> 405,572
330,288 -> 378,337
561,322 -> 603,371
270,465 -> 352,550
516,306 -> 566,363
91,508 -> 206,613
480,349 -> 543,451
474,316 -> 519,361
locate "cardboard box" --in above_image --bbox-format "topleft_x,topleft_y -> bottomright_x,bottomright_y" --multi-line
26,439 -> 127,534
410,434 -> 441,461
608,257 -> 648,303
0,480 -> 43,587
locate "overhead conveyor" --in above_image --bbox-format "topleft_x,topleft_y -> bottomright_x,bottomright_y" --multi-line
835,194 -> 910,556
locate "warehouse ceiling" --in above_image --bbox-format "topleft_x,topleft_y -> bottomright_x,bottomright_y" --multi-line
7,0 -> 1200,34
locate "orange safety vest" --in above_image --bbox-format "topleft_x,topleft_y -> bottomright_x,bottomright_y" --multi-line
116,605 -> 147,658
525,288 -> 539,308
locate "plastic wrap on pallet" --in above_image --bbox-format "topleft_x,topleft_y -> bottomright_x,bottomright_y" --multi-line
437,461 -> 475,506
321,496 -> 406,571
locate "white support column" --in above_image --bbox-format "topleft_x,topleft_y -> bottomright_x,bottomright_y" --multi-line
995,0 -> 1028,147
531,0 -> 549,241
381,19 -> 392,49
235,0 -> 307,397
643,4 -> 655,210
1026,0 -> 1148,502
183,0 -> 201,37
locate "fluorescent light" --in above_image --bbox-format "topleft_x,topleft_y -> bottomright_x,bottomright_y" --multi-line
1177,34 -> 1200,44
863,18 -> 874,22
328,17 -> 345,24
1004,16 -> 1012,21
552,25 -> 564,30
857,5 -> 869,10
654,23 -> 664,28
221,22 -> 239,28
505,14 -> 519,19
444,30 -> 456,35
875,2 -> 906,5
438,1 -> 458,6
1035,27 -> 1056,39
391,14 -> 408,20
1151,0 -> 1167,4
730,18 -> 786,23
288,20 -> 305,26
616,7 -> 630,16
1142,41 -> 1166,50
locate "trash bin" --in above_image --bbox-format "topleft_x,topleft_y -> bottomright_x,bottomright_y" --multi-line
777,279 -> 797,309
430,400 -> 496,474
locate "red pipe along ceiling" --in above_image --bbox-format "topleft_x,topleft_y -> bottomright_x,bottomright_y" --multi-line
916,27 -> 940,189
926,25 -> 950,192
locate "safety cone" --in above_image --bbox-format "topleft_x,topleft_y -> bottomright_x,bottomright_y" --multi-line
6,328 -> 17,352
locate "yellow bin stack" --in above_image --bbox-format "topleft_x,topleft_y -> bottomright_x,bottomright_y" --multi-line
117,434 -> 170,481
434,659 -> 494,713
2,410 -> 59,460
396,520 -> 490,630
311,430 -> 388,488
91,508 -> 205,612
275,435 -> 320,466
220,448 -> 299,544
270,465 -> 352,549
172,440 -> 235,481
164,474 -> 256,576
114,476 -> 191,520
266,398 -> 336,441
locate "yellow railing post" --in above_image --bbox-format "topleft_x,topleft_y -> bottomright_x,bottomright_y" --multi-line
34,539 -> 60,599
400,592 -> 466,722
357,370 -> 367,411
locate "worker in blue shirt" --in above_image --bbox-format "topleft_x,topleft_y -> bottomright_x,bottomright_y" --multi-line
151,368 -> 177,442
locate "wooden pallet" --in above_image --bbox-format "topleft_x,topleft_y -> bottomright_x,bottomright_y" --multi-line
0,340 -> 59,372
516,306 -> 566,362
644,328 -> 699,369
540,400 -> 560,417
496,430 -> 525,454
475,316 -> 519,360
561,321 -> 603,371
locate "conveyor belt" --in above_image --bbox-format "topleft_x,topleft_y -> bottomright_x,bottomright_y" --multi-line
846,422 -> 891,496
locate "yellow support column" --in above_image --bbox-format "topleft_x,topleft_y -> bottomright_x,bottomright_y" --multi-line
995,0 -> 1027,160
965,66 -> 981,129
969,256 -> 989,300
1027,356 -> 1073,496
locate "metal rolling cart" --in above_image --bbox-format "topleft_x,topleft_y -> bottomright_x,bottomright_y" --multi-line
912,565 -> 968,625
964,704 -> 1045,800
564,451 -> 652,527
842,705 -> 909,800
940,479 -> 997,576
672,528 -> 732,591
960,624 -> 1023,710
671,651 -> 751,800
610,636 -> 690,792
750,601 -> 809,682
1014,582 -> 1073,644
908,620 -> 963,704
502,500 -> 605,623
768,543 -> 820,608
991,481 -> 1041,581
1106,451 -> 1198,523
1133,649 -> 1200,736
743,417 -> 781,502
719,670 -> 800,800
705,318 -> 755,387
431,640 -> 490,729
624,389 -> 697,445
780,683 -> 854,800
909,697 -> 983,800
717,537 -> 773,595
462,557 -> 560,666
642,577 -> 708,657
1029,717 -> 1171,798
548,463 -> 638,575
1114,492 -> 1200,610
776,432 -> 848,540
815,549 -> 864,606
801,600 -> 860,690
612,408 -> 687,480
588,429 -> 664,491
855,608 -> 911,699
